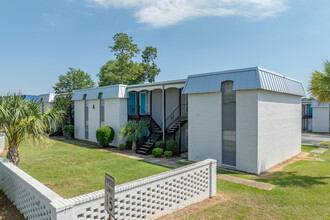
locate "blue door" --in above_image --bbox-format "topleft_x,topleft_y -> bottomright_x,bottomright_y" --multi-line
140,93 -> 146,115
129,93 -> 136,114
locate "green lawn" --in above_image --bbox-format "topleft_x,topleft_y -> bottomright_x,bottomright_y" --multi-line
4,139 -> 171,198
186,146 -> 330,220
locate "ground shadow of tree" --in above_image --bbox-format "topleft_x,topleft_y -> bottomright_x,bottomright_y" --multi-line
270,171 -> 328,188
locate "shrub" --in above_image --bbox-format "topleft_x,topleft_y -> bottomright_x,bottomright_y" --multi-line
155,141 -> 166,150
164,151 -> 173,158
152,148 -> 163,157
119,144 -> 125,151
125,140 -> 132,150
96,126 -> 115,147
63,125 -> 74,139
166,140 -> 179,155
137,136 -> 147,146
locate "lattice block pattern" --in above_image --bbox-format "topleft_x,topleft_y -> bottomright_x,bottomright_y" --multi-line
69,159 -> 217,220
0,158 -> 65,220
1,157 -> 217,220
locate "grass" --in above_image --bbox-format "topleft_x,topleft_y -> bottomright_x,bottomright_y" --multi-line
185,146 -> 330,220
4,139 -> 171,198
319,141 -> 330,146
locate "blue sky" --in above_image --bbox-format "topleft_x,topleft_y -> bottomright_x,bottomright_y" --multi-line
0,0 -> 329,96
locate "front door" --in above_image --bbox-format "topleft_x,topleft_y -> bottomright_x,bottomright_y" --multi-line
129,92 -> 136,115
221,81 -> 236,167
140,92 -> 147,115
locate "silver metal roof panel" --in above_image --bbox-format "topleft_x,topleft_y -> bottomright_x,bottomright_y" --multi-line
182,67 -> 305,97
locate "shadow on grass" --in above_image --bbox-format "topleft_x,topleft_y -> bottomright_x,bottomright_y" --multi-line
138,160 -> 174,169
270,171 -> 328,188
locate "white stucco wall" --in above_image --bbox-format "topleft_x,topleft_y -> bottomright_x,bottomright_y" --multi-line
257,90 -> 301,174
104,98 -> 127,147
236,90 -> 258,174
188,92 -> 222,165
312,107 -> 330,133
88,100 -> 100,143
74,100 -> 85,140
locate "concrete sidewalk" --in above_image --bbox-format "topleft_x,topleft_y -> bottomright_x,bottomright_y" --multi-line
217,174 -> 275,190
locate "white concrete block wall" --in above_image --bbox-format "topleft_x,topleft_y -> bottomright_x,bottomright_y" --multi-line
188,92 -> 222,166
88,99 -> 100,143
67,159 -> 217,220
312,107 -> 330,133
236,90 -> 258,174
0,158 -> 217,220
74,100 -> 85,140
0,158 -> 71,220
257,90 -> 301,174
104,98 -> 127,147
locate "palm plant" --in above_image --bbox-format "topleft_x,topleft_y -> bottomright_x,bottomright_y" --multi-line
0,94 -> 64,166
120,120 -> 148,152
308,60 -> 330,103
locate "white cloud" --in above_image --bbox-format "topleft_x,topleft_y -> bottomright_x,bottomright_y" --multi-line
86,0 -> 288,27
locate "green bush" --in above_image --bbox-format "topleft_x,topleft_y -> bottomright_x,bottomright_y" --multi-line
96,126 -> 115,147
137,136 -> 147,146
166,140 -> 179,155
125,140 -> 132,150
164,151 -> 173,158
152,148 -> 163,157
155,141 -> 166,150
119,144 -> 125,151
63,125 -> 74,139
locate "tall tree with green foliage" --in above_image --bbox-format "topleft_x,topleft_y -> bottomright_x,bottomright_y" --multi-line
109,33 -> 141,84
141,46 -> 161,83
53,68 -> 95,94
98,33 -> 160,86
308,60 -> 330,103
0,94 -> 64,166
53,68 -> 95,127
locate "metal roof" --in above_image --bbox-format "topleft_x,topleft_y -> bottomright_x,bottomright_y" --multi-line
182,67 -> 306,97
38,93 -> 56,103
72,85 -> 127,101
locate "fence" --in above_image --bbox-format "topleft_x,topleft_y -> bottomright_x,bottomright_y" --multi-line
0,133 -> 5,154
0,158 -> 217,220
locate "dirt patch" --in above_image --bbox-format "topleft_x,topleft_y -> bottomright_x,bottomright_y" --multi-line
0,148 -> 8,157
259,152 -> 324,179
0,191 -> 25,220
157,193 -> 231,220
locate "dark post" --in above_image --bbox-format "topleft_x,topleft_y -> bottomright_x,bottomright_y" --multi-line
150,91 -> 153,119
136,92 -> 140,120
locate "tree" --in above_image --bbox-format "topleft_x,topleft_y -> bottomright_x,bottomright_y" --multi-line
98,33 -> 161,86
53,68 -> 95,94
0,94 -> 64,166
109,33 -> 141,84
120,120 -> 148,152
97,60 -> 144,86
53,68 -> 95,128
141,46 -> 161,83
308,60 -> 330,103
